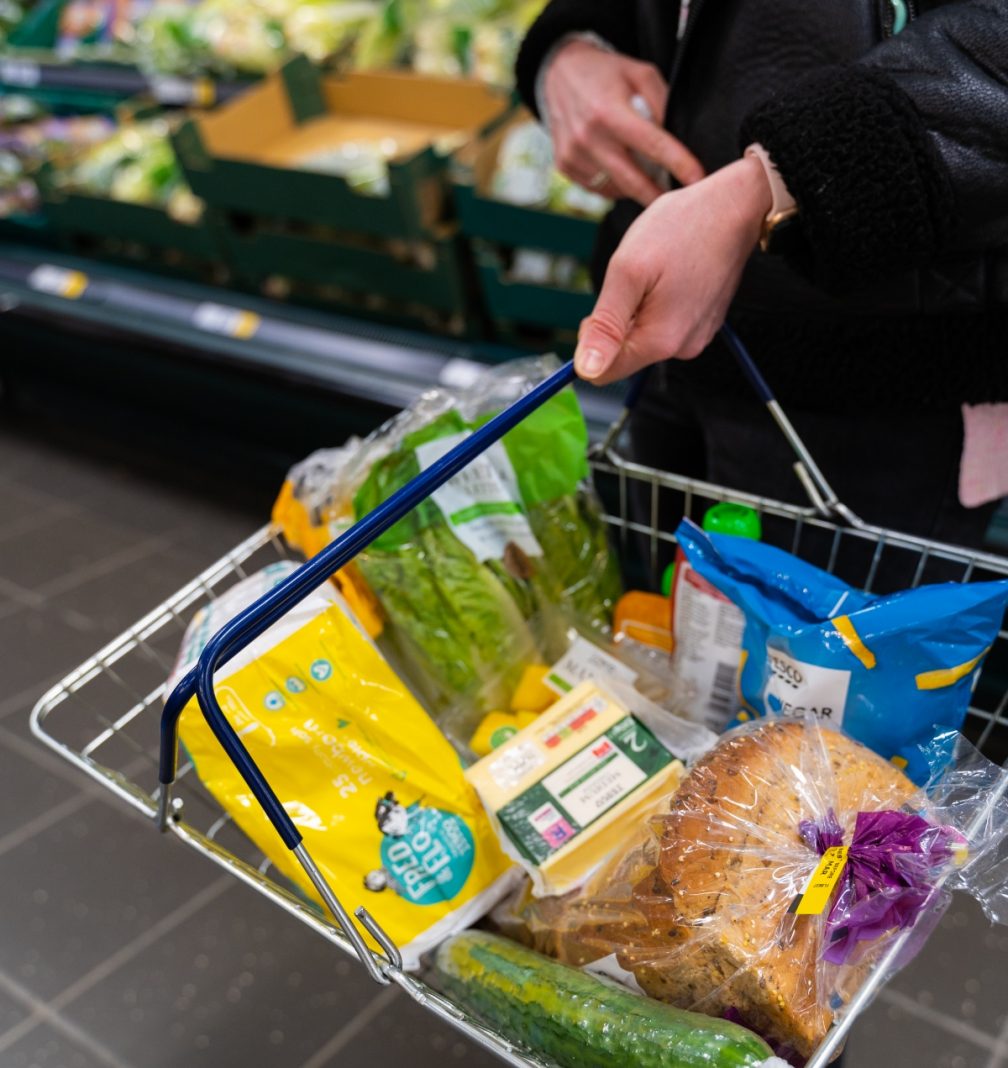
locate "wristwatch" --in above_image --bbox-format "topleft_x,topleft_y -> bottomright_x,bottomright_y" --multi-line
744,143 -> 800,254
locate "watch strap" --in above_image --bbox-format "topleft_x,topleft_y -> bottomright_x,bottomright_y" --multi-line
744,142 -> 799,252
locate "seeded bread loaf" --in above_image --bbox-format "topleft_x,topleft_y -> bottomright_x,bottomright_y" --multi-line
526,721 -> 918,1059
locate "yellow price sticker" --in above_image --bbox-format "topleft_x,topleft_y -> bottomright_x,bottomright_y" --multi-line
231,309 -> 260,339
192,76 -> 216,108
193,302 -> 261,340
29,265 -> 88,300
791,845 -> 849,916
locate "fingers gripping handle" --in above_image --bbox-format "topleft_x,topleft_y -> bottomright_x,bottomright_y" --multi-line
157,360 -> 579,854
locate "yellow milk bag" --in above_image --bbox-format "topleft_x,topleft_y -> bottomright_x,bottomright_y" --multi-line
168,562 -> 517,969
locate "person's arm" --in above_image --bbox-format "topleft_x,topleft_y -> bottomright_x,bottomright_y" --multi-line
514,0 -> 641,118
574,1 -> 1008,384
741,2 -> 1008,291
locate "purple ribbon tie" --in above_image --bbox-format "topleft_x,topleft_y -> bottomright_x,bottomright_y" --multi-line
797,808 -> 965,965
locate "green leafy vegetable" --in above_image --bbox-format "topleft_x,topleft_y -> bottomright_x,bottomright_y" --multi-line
353,412 -> 538,724
351,386 -> 622,742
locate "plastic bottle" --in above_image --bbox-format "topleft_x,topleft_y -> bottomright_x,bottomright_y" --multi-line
669,502 -> 761,730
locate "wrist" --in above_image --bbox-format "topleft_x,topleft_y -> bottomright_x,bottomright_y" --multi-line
553,36 -> 608,64
539,33 -> 612,125
742,143 -> 802,253
725,155 -> 774,243
739,153 -> 774,216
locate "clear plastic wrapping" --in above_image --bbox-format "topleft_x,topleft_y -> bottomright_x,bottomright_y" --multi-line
437,609 -> 689,757
511,716 -> 1008,1062
272,357 -> 623,736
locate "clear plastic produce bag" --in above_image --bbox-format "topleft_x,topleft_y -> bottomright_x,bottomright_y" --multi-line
272,357 -> 623,736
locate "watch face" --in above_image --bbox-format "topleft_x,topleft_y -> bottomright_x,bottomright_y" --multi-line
765,211 -> 803,256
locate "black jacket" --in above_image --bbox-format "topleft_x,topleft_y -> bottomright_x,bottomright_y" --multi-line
515,0 -> 1008,411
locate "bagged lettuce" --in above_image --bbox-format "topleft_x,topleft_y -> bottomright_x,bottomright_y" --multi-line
352,407 -> 542,716
273,357 -> 622,740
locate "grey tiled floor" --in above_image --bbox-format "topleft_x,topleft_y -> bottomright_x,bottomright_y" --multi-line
1,422 -> 1006,1068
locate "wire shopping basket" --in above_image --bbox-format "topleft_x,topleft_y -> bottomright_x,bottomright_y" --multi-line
31,330 -> 1008,1068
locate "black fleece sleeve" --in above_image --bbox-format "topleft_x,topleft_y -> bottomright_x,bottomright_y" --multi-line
514,0 -> 639,118
740,2 -> 1008,292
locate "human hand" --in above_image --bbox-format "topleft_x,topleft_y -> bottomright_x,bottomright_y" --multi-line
543,39 -> 705,205
574,156 -> 774,384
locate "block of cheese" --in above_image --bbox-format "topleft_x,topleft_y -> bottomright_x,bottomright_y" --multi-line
466,681 -> 688,896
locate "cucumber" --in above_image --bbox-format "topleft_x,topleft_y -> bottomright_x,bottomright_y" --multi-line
432,931 -> 777,1068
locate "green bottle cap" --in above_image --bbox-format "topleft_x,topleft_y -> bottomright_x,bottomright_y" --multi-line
661,562 -> 675,597
702,502 -> 762,541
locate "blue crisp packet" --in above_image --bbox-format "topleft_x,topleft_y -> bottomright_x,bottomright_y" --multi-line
675,519 -> 1008,779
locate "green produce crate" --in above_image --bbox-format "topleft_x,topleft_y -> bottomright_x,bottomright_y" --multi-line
6,0 -> 66,50
221,225 -> 466,312
172,56 -> 509,242
452,104 -> 599,260
220,222 -> 479,334
0,211 -> 60,247
454,181 -> 598,258
452,107 -> 601,341
474,242 -> 593,332
39,172 -> 226,279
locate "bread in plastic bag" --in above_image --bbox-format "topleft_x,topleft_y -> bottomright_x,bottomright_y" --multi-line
512,716 -> 1008,1061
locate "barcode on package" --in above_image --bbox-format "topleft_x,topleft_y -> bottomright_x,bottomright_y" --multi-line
705,661 -> 738,727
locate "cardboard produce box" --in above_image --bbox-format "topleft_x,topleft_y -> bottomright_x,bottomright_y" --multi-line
172,56 -> 509,239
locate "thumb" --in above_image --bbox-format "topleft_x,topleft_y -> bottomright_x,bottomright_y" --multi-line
575,264 -> 642,382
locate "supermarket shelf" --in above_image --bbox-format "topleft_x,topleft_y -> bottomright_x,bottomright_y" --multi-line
0,53 -> 249,105
0,242 -> 624,432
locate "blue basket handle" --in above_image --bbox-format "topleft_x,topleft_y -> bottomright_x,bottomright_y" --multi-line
158,359 -> 577,849
595,324 -> 850,521
719,322 -> 852,520
719,322 -> 773,404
